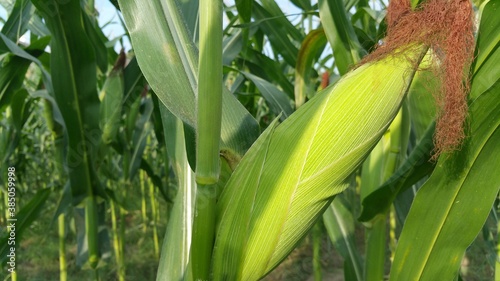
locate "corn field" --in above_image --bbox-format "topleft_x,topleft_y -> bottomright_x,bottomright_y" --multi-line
0,0 -> 499,280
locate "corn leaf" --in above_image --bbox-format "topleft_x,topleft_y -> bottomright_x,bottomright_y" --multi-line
318,0 -> 366,75
177,0 -> 198,39
291,0 -> 312,11
0,188 -> 50,264
156,106 -> 196,281
0,121 -> 18,165
213,47 -> 425,280
235,0 -> 252,25
9,88 -> 32,131
323,194 -> 364,281
117,0 -> 260,159
74,200 -> 111,268
1,0 -> 33,42
81,9 -> 108,73
0,89 -> 33,166
389,80 -> 500,281
128,97 -> 154,181
123,57 -> 146,106
260,0 -> 303,43
239,49 -> 294,97
295,29 -> 328,108
31,0 -> 101,203
239,71 -> 294,119
359,114 -> 393,281
223,28 -> 245,66
0,33 -> 51,91
0,54 -> 30,110
472,0 -> 499,73
351,6 -> 380,45
252,2 -> 299,67
471,0 -> 499,98
30,89 -> 65,138
359,123 -> 435,222
357,52 -> 441,222
28,12 -> 50,37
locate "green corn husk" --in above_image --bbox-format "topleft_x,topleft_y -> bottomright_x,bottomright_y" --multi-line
212,46 -> 426,280
99,56 -> 125,145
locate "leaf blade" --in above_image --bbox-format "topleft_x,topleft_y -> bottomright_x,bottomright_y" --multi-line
118,0 -> 260,159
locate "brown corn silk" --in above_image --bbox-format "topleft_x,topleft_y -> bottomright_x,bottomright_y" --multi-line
362,0 -> 475,157
321,71 -> 330,89
112,49 -> 127,72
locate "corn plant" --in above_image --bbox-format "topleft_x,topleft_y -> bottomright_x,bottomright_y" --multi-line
117,0 -> 500,279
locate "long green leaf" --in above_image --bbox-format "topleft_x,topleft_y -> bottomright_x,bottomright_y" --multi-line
0,54 -> 30,110
117,0 -> 260,160
323,194 -> 363,281
123,57 -> 146,105
235,0 -> 252,25
252,2 -> 299,67
389,79 -> 500,280
0,33 -> 52,91
260,0 -> 303,42
291,0 -> 312,11
471,0 -> 500,98
27,11 -> 50,37
318,0 -> 365,75
359,123 -> 435,222
0,188 -> 51,263
1,0 -> 33,41
359,127 -> 390,281
128,97 -> 154,181
0,89 -> 30,165
223,27 -> 245,66
177,0 -> 198,39
81,8 -> 108,73
156,106 -> 195,281
239,49 -> 294,97
240,71 -> 294,119
9,88 -> 32,131
295,29 -> 328,108
472,0 -> 499,73
31,0 -> 101,203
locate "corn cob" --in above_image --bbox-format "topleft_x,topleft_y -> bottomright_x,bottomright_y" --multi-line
212,46 -> 427,280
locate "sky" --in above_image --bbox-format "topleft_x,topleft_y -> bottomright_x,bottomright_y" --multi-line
95,0 -> 130,52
